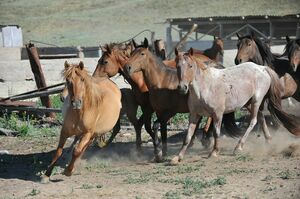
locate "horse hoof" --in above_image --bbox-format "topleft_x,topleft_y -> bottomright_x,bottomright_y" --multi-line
265,138 -> 272,144
233,146 -> 243,155
40,175 -> 50,184
208,150 -> 218,158
63,169 -> 73,177
170,156 -> 180,165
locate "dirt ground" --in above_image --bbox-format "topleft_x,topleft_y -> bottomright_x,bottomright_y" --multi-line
0,120 -> 300,199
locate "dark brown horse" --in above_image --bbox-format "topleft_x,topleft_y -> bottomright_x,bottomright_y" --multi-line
188,36 -> 224,64
125,39 -> 242,161
235,32 -> 299,101
42,61 -> 121,182
153,39 -> 166,60
283,36 -> 300,72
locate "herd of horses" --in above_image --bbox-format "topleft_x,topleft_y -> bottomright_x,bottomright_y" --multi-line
41,32 -> 300,182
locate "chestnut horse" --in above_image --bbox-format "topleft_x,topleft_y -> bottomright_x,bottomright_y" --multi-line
125,39 -> 242,161
42,61 -> 121,182
172,49 -> 300,164
235,32 -> 299,102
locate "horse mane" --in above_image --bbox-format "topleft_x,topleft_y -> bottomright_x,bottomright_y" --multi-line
282,38 -> 300,58
240,35 -> 274,66
63,64 -> 103,107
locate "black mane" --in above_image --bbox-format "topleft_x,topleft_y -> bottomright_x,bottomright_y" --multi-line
282,38 -> 300,59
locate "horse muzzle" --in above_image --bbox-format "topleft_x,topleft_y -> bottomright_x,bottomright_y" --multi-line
177,84 -> 189,95
124,64 -> 133,75
72,99 -> 82,109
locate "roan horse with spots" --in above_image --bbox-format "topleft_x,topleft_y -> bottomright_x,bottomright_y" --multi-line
171,48 -> 300,164
42,61 -> 121,182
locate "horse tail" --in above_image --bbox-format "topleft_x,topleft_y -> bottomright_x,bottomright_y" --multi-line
223,112 -> 244,138
265,67 -> 300,136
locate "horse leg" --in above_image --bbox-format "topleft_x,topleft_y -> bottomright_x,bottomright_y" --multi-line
188,117 -> 202,148
170,114 -> 201,165
42,130 -> 68,182
234,102 -> 260,154
257,110 -> 272,143
104,118 -> 121,147
141,107 -> 155,141
209,113 -> 223,158
64,133 -> 93,176
126,106 -> 143,151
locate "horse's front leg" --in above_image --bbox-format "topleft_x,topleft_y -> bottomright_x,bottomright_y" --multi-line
41,129 -> 68,183
209,113 -> 223,158
170,113 -> 201,165
64,132 -> 93,176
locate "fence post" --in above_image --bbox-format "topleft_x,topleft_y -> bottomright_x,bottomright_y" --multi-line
25,43 -> 55,118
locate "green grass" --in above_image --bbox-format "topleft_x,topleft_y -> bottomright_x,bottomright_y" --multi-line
25,188 -> 40,197
0,0 -> 297,46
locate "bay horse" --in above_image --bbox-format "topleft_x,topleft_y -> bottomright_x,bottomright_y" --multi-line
283,36 -> 300,72
189,36 -> 224,64
125,39 -> 242,162
172,49 -> 300,164
42,61 -> 121,182
235,32 -> 299,102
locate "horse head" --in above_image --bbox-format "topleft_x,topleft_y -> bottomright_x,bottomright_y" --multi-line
125,38 -> 149,76
175,48 -> 198,95
63,61 -> 88,109
93,44 -> 123,77
285,36 -> 300,72
235,32 -> 262,65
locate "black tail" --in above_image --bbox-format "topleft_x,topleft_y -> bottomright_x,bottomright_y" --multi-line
266,68 -> 300,136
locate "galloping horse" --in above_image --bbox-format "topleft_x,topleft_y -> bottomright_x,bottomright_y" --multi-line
125,39 -> 242,162
235,32 -> 299,101
94,42 -> 155,150
42,61 -> 121,182
171,49 -> 300,164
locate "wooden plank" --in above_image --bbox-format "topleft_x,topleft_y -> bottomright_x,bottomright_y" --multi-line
26,43 -> 55,118
0,82 -> 65,101
0,106 -> 61,113
39,54 -> 77,59
8,87 -> 64,101
0,100 -> 35,107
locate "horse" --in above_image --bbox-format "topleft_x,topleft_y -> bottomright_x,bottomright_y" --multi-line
125,39 -> 242,162
234,32 -> 299,102
94,42 -> 156,150
283,36 -> 300,72
189,36 -> 224,64
153,39 -> 166,60
171,49 -> 300,164
42,61 -> 121,182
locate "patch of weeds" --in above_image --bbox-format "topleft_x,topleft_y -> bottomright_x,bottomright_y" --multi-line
26,188 -> 40,197
226,168 -> 256,175
163,190 -> 181,199
263,185 -> 277,193
108,168 -> 130,176
124,173 -> 151,184
278,169 -> 293,180
236,154 -> 253,162
85,160 -> 111,172
96,184 -> 103,189
51,166 -> 63,176
79,184 -> 94,189
175,165 -> 200,174
160,176 -> 226,196
261,175 -> 273,181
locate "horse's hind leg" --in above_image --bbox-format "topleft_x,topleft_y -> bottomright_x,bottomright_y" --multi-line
64,132 -> 93,176
105,118 -> 121,146
42,130 -> 68,182
257,110 -> 271,143
170,114 -> 201,165
234,101 -> 260,154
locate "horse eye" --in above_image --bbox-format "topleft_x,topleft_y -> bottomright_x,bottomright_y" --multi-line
248,43 -> 251,46
189,65 -> 193,68
103,60 -> 108,64
81,77 -> 84,82
141,52 -> 145,56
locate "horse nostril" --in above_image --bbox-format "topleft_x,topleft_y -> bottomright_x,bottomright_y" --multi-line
239,59 -> 242,63
184,85 -> 188,91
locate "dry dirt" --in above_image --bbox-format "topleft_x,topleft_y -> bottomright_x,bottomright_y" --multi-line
0,122 -> 300,199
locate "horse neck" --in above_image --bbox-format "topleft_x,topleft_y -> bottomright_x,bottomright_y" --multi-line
204,43 -> 223,61
82,77 -> 102,111
142,53 -> 179,89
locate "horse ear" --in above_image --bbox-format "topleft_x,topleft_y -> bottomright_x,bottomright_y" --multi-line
250,31 -> 255,38
175,48 -> 179,56
189,47 -> 194,56
143,38 -> 149,48
286,35 -> 291,43
214,35 -> 216,40
132,39 -> 137,48
64,61 -> 70,69
79,61 -> 84,70
236,33 -> 241,40
106,44 -> 112,54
